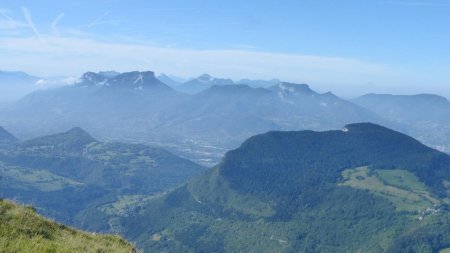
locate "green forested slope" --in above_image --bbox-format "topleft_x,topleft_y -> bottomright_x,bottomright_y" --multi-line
121,123 -> 450,253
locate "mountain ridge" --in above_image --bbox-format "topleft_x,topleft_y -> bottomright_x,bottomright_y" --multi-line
77,71 -> 171,90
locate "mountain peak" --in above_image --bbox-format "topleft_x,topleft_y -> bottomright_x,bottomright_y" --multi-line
343,122 -> 391,132
77,71 -> 171,90
78,72 -> 107,86
197,74 -> 213,82
66,126 -> 95,138
177,74 -> 234,94
23,127 -> 97,150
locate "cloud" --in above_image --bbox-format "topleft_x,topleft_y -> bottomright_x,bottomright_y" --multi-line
51,13 -> 65,35
0,8 -> 28,30
84,12 -> 114,28
0,35 -> 393,86
0,33 -> 448,97
21,6 -> 41,38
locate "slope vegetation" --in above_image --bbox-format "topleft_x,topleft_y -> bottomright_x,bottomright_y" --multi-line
0,199 -> 135,253
121,123 -> 450,253
0,127 -> 203,232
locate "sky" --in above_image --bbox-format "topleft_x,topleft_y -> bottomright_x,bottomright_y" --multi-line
0,0 -> 449,97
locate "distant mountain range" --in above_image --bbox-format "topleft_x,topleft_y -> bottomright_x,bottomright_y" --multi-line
0,70 -> 450,165
353,93 -> 450,153
0,71 -> 40,102
0,126 -> 204,231
120,123 -> 450,253
0,70 -> 385,165
0,70 -> 73,102
160,73 -> 282,94
176,74 -> 235,94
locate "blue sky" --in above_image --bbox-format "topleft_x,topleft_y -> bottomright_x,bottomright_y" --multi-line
0,0 -> 449,97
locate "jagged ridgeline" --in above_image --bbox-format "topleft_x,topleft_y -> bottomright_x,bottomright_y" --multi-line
0,199 -> 135,253
121,123 -> 450,253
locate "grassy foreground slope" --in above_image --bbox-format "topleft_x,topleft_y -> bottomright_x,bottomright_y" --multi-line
0,199 -> 135,253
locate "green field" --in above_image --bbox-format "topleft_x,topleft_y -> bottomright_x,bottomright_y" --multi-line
1,163 -> 82,192
340,166 -> 440,212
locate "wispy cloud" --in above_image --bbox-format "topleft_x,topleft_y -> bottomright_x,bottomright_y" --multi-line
51,13 -> 65,35
21,6 -> 41,38
0,8 -> 27,30
0,8 -> 13,21
0,35 -> 394,88
84,12 -> 116,28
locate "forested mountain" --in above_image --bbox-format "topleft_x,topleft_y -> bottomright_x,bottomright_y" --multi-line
120,123 -> 450,253
0,127 -> 204,232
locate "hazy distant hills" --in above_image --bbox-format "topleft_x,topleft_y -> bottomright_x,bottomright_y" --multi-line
0,70 -> 73,102
353,94 -> 450,153
238,78 -> 281,88
1,70 -> 450,165
0,126 -> 18,144
157,73 -> 183,88
157,83 -> 381,151
121,123 -> 450,253
170,74 -> 282,94
0,126 -> 204,232
176,74 -> 235,94
0,71 -> 40,102
0,70 -> 385,165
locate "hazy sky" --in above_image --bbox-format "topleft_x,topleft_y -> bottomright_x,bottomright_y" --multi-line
0,0 -> 449,97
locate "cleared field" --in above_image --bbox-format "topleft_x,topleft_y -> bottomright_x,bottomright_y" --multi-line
340,166 -> 440,212
1,163 -> 82,191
